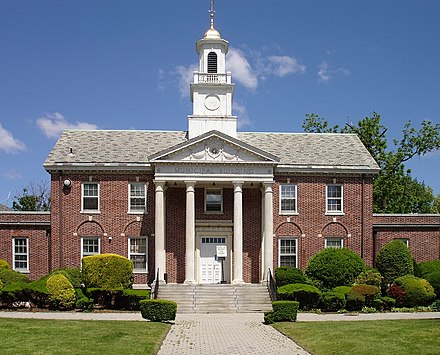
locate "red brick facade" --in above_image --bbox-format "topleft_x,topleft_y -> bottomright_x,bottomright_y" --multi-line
1,172 -> 438,282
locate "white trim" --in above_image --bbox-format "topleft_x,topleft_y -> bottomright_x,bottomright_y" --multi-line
81,182 -> 100,213
12,237 -> 29,273
279,184 -> 297,214
325,237 -> 344,248
204,188 -> 223,213
128,237 -> 148,273
326,184 -> 343,214
278,237 -> 298,268
128,182 -> 147,214
394,238 -> 409,247
81,237 -> 100,260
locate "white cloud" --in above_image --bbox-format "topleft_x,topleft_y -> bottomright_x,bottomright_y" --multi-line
175,64 -> 198,98
267,56 -> 306,77
233,101 -> 252,129
226,48 -> 258,90
318,61 -> 350,83
0,124 -> 26,153
0,168 -> 22,180
36,112 -> 97,138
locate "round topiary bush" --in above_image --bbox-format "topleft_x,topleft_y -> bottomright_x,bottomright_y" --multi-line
376,240 -> 414,285
424,272 -> 440,299
0,259 -> 10,270
277,283 -> 322,310
355,269 -> 383,288
82,253 -> 133,290
320,291 -> 346,312
46,273 -> 76,310
305,248 -> 365,289
393,275 -> 435,307
275,267 -> 306,287
140,299 -> 177,322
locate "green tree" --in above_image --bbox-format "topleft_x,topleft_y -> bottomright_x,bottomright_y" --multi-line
12,181 -> 50,211
302,113 -> 440,213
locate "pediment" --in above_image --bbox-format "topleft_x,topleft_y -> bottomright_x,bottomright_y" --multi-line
149,130 -> 279,164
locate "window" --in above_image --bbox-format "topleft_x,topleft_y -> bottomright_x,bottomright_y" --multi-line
207,52 -> 217,73
326,184 -> 343,213
81,237 -> 100,259
82,183 -> 99,211
280,184 -> 297,214
205,189 -> 223,212
129,183 -> 146,213
13,238 -> 29,272
129,238 -> 147,272
278,238 -> 298,268
395,238 -> 409,247
325,237 -> 343,249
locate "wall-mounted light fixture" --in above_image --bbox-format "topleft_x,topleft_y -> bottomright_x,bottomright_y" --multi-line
63,179 -> 72,189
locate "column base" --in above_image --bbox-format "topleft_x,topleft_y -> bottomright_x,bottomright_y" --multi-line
232,279 -> 245,285
184,280 -> 196,285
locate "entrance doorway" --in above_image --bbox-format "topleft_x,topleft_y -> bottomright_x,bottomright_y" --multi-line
200,237 -> 227,284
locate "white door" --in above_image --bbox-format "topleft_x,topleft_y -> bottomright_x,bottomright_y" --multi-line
200,237 -> 226,284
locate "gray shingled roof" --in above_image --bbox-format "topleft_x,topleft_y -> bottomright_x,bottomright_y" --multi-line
44,129 -> 379,173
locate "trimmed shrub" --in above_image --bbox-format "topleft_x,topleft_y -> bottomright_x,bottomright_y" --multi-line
0,269 -> 29,286
431,299 -> 440,311
394,275 -> 436,307
0,260 -> 10,270
418,260 -> 440,278
355,269 -> 383,288
381,296 -> 396,311
275,267 -> 306,287
305,248 -> 365,289
346,284 -> 380,311
26,278 -> 50,308
424,272 -> 440,299
84,288 -> 149,310
376,240 -> 414,285
0,280 -> 3,290
333,286 -> 352,297
0,282 -> 28,307
50,268 -> 82,288
140,299 -> 177,322
46,274 -> 76,310
277,283 -> 321,310
387,284 -> 405,307
372,298 -> 384,311
82,254 -> 133,290
320,291 -> 346,312
264,301 -> 299,324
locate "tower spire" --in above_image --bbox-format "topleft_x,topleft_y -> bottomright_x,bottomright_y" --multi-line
209,0 -> 215,29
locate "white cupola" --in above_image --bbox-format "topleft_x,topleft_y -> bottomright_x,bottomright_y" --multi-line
188,1 -> 237,139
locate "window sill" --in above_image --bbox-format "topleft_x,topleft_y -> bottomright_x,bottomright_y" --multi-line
128,211 -> 147,215
325,212 -> 345,216
81,210 -> 101,214
279,212 -> 299,216
204,211 -> 224,215
133,270 -> 148,274
14,270 -> 29,274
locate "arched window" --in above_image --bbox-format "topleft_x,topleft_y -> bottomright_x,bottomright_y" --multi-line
207,52 -> 217,73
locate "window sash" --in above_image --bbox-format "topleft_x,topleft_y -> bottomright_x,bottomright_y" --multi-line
82,183 -> 99,211
129,183 -> 146,212
325,238 -> 343,248
13,238 -> 29,272
129,238 -> 147,272
278,238 -> 297,268
205,189 -> 223,212
326,185 -> 343,213
280,184 -> 297,213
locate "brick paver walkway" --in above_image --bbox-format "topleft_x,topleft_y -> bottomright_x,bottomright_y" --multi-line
157,313 -> 309,355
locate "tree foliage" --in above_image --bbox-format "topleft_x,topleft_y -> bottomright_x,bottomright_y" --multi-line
12,181 -> 50,211
376,239 -> 414,285
302,113 -> 440,213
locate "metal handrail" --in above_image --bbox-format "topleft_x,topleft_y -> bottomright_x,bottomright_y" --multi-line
267,268 -> 278,301
152,268 -> 160,299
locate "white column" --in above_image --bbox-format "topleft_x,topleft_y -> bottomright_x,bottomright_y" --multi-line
260,186 -> 265,282
263,182 -> 274,281
185,181 -> 196,284
233,181 -> 244,284
154,181 -> 166,284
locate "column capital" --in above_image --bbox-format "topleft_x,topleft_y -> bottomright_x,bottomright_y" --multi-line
153,180 -> 166,190
185,181 -> 197,190
262,181 -> 273,192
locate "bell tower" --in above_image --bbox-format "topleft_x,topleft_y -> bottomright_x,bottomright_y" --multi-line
188,0 -> 237,139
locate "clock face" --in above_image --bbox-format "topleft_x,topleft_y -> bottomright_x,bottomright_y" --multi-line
204,95 -> 220,111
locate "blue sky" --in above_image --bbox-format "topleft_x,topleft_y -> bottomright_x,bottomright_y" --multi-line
0,0 -> 439,206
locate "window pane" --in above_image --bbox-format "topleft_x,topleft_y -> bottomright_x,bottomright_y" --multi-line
82,238 -> 99,256
206,189 -> 222,212
84,197 -> 98,210
130,184 -> 146,211
280,185 -> 296,212
280,256 -> 296,268
129,238 -> 147,271
326,238 -> 342,248
83,183 -> 99,210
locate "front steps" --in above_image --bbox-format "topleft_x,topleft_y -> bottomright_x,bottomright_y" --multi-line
157,284 -> 272,314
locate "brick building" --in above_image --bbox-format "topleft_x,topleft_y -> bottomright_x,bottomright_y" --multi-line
1,12 -> 439,285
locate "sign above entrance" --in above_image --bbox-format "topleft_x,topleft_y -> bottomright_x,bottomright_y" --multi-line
216,245 -> 227,258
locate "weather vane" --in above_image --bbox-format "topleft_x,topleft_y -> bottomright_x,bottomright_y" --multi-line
209,0 -> 215,29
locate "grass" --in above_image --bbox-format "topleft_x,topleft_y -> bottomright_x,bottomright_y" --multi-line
273,319 -> 440,355
0,318 -> 170,355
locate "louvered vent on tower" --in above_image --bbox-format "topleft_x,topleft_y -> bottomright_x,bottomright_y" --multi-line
207,52 -> 217,73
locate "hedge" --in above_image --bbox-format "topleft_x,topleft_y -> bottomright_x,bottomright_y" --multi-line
424,272 -> 440,299
418,260 -> 440,278
274,267 -> 306,287
82,253 -> 133,289
46,274 -> 76,310
305,248 -> 365,289
85,288 -> 150,310
0,260 -> 10,270
264,301 -> 299,324
346,284 -> 380,310
277,283 -> 321,310
0,269 -> 29,286
320,291 -> 346,312
376,240 -> 414,285
140,299 -> 177,322
393,275 -> 436,307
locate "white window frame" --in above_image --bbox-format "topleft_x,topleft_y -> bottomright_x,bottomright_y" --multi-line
81,237 -> 100,260
128,237 -> 148,273
81,182 -> 100,213
395,238 -> 409,247
278,238 -> 298,268
279,184 -> 298,214
326,184 -> 343,214
128,183 -> 147,213
13,238 -> 29,273
205,188 -> 223,213
325,237 -> 344,249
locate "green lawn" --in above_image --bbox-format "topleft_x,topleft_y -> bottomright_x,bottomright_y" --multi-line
0,318 -> 170,355
273,319 -> 440,355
